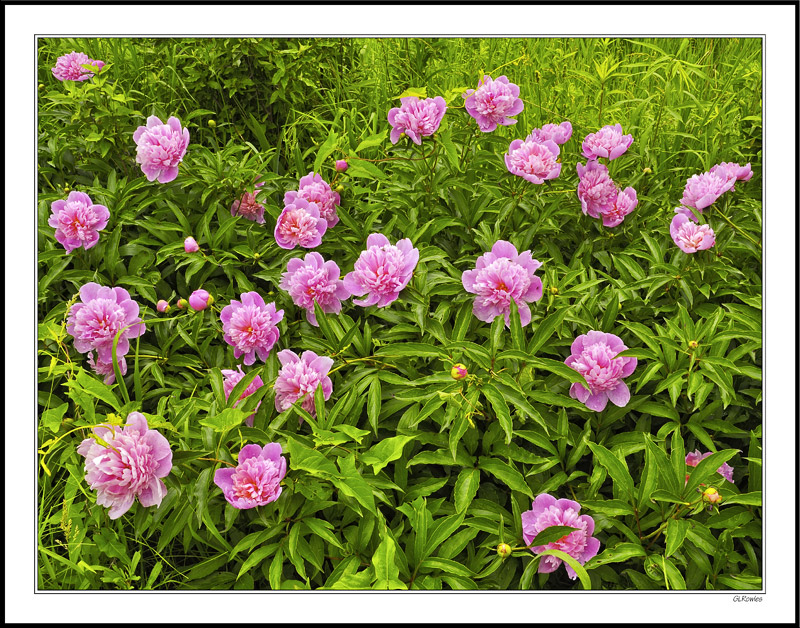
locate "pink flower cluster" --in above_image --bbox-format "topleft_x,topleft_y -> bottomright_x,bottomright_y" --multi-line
527,121 -> 573,145
214,443 -> 287,510
133,115 -> 189,184
48,191 -> 109,253
581,124 -> 634,161
274,197 -> 327,250
77,412 -> 172,519
576,161 -> 638,227
521,494 -> 601,580
274,350 -> 334,417
67,282 -> 146,384
565,331 -> 637,412
344,233 -> 419,308
279,252 -> 350,326
388,96 -> 447,145
505,138 -> 562,184
685,450 -> 735,484
670,212 -> 715,253
286,172 -> 341,228
463,75 -> 524,132
222,365 -> 265,427
51,51 -> 105,81
220,292 -> 283,365
462,240 -> 543,327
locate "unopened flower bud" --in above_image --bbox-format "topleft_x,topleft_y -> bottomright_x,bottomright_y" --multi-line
702,486 -> 722,504
156,300 -> 170,313
208,119 -> 216,128
335,184 -> 344,193
177,298 -> 189,310
184,236 -> 200,253
39,83 -> 45,90
451,363 -> 468,380
497,543 -> 512,558
549,286 -> 559,295
335,159 -> 348,173
189,289 -> 212,311
643,167 -> 652,175
688,340 -> 699,349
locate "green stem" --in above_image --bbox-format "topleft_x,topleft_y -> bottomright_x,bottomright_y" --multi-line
712,204 -> 762,250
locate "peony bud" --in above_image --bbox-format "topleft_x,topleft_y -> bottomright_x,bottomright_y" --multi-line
643,167 -> 652,175
156,300 -> 170,313
702,486 -> 722,504
335,184 -> 344,193
497,543 -> 512,559
39,83 -> 45,91
688,340 -> 699,349
335,159 -> 349,173
189,289 -> 212,311
177,298 -> 189,310
549,286 -> 559,295
208,119 -> 216,128
184,236 -> 200,253
451,363 -> 468,380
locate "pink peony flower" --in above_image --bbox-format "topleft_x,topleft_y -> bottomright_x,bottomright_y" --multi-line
189,289 -> 212,311
577,160 -> 618,218
48,191 -> 110,253
213,443 -> 287,510
285,172 -> 341,228
581,123 -> 634,160
184,236 -> 199,253
279,252 -> 351,326
710,162 -> 753,190
565,331 -> 637,412
51,51 -> 105,82
670,214 -> 716,254
156,300 -> 170,313
274,350 -> 334,416
685,450 -> 735,483
388,96 -> 447,145
67,282 -> 146,363
463,75 -> 524,132
521,494 -> 601,580
527,121 -> 573,145
680,171 -> 735,211
87,351 -> 127,385
220,292 -> 283,366
335,159 -> 349,173
600,187 -> 638,228
461,240 -> 543,328
343,233 -> 419,308
231,191 -> 266,224
222,365 -> 265,427
505,139 -> 562,184
274,197 -> 327,250
76,412 -> 172,519
133,115 -> 189,184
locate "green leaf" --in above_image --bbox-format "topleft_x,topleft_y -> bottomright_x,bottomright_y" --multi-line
508,299 -> 525,352
346,159 -> 387,180
313,131 -> 339,175
372,535 -> 404,589
453,468 -> 480,514
585,542 -> 646,568
587,442 -> 635,503
722,491 -> 761,506
355,130 -> 387,153
199,407 -> 248,432
529,357 -> 589,388
580,499 -> 635,516
481,383 -> 513,445
286,436 -> 340,477
527,525 -> 578,547
367,376 -> 381,435
75,369 -> 121,411
528,307 -> 568,356
375,343 -> 450,360
225,367 -> 262,409
360,435 -> 416,474
41,402 -> 68,433
537,549 -> 591,589
665,519 -> 689,557
478,457 -> 533,497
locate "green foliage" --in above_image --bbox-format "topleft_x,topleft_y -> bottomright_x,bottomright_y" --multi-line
38,37 -> 761,591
